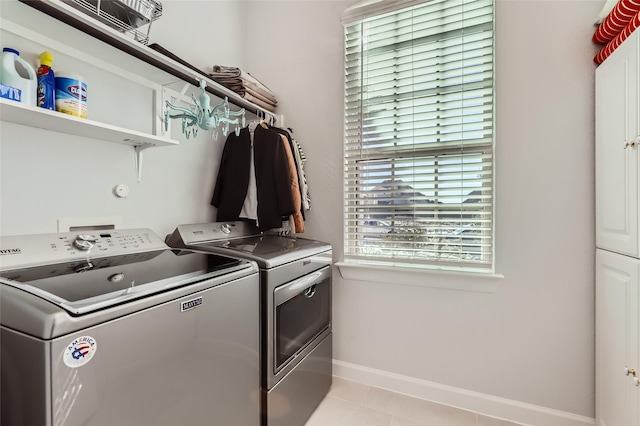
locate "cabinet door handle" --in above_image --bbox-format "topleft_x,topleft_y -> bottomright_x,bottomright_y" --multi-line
624,141 -> 636,149
624,366 -> 637,377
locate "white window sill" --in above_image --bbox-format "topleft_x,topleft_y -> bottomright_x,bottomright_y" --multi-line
335,261 -> 504,293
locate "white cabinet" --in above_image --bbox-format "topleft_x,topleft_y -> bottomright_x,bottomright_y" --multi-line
596,250 -> 639,426
595,28 -> 639,258
595,27 -> 640,426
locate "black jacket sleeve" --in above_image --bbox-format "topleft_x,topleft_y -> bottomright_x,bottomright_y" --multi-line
211,129 -> 251,221
254,125 -> 295,230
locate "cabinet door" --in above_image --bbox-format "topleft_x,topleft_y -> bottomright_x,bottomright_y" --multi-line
596,29 -> 639,257
596,249 -> 640,426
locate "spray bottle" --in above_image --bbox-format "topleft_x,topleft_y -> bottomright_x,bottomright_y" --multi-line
37,51 -> 55,110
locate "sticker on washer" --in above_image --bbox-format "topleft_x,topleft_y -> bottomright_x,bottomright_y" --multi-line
63,336 -> 97,368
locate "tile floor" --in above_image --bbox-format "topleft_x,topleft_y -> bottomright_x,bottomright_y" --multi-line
305,377 -> 527,426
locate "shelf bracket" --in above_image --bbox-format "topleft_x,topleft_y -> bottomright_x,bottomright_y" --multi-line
134,145 -> 149,182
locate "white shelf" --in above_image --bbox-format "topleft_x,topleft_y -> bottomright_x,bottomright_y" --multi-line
0,98 -> 177,148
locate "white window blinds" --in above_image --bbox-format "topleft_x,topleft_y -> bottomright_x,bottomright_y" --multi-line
343,0 -> 495,271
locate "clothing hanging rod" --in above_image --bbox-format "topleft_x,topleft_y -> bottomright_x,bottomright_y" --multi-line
19,0 -> 277,122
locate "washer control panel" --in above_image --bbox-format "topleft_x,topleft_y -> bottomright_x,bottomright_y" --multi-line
0,229 -> 167,271
73,234 -> 98,251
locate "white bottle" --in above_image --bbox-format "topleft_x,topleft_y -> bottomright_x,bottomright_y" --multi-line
0,48 -> 37,106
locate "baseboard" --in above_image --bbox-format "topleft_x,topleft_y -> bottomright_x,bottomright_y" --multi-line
332,360 -> 595,426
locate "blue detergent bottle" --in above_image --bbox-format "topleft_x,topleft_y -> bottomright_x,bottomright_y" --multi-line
37,51 -> 55,110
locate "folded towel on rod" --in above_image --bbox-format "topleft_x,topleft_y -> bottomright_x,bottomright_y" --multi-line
210,65 -> 278,112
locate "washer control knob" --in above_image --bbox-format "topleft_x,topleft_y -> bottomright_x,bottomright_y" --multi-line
220,224 -> 231,234
73,235 -> 98,251
73,262 -> 94,273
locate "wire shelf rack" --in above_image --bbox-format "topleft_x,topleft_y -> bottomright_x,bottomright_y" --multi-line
62,0 -> 162,44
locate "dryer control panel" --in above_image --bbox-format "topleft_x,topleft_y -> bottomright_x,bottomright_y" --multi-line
0,229 -> 167,271
167,221 -> 261,246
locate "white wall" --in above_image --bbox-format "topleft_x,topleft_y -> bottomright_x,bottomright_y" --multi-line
240,0 -> 349,249
0,0 -> 602,422
238,0 -> 602,421
0,0 -> 249,236
150,1 -> 246,71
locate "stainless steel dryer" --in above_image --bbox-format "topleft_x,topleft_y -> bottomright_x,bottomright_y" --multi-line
0,228 -> 260,426
166,221 -> 332,426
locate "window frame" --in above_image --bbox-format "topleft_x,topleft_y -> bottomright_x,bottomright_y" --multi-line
341,0 -> 497,276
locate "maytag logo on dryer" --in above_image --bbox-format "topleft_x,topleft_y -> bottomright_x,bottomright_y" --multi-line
0,248 -> 22,255
181,296 -> 203,312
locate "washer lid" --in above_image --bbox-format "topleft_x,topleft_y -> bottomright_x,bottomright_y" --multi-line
0,249 -> 248,315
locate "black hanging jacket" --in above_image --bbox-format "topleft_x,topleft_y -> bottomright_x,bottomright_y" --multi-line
211,125 -> 295,230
